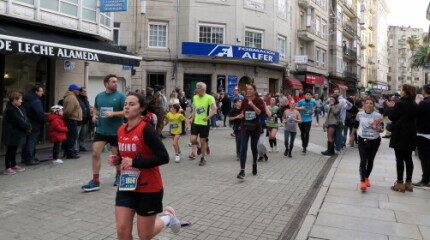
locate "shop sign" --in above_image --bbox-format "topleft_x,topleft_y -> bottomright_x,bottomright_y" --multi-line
122,65 -> 132,70
0,39 -> 100,61
294,55 -> 308,64
100,0 -> 128,12
227,75 -> 238,97
376,84 -> 388,90
182,42 -> 279,63
306,75 -> 325,85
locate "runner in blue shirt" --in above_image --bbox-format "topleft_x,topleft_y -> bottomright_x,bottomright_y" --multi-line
295,90 -> 316,154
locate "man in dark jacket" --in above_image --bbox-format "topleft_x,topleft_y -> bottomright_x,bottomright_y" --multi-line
414,84 -> 430,187
21,86 -> 45,165
77,87 -> 91,152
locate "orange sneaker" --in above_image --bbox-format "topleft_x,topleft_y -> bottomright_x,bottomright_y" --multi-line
365,178 -> 371,187
360,182 -> 367,191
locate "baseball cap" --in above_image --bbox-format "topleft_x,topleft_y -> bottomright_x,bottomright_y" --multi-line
69,84 -> 82,91
50,105 -> 63,112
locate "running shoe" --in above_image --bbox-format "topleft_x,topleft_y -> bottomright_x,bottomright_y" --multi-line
175,154 -> 181,163
4,168 -> 16,175
52,159 -> 64,164
113,174 -> 120,186
365,178 -> 371,187
230,132 -> 236,137
264,154 -> 268,161
12,165 -> 26,172
252,164 -> 257,176
82,180 -> 101,192
237,171 -> 245,180
360,182 -> 367,192
197,147 -> 202,155
274,146 -> 279,152
188,153 -> 196,159
199,158 -> 207,166
257,156 -> 264,162
165,207 -> 181,234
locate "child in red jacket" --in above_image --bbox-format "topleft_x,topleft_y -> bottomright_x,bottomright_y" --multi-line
47,105 -> 68,164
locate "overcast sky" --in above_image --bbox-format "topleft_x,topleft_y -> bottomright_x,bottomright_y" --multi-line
386,0 -> 430,31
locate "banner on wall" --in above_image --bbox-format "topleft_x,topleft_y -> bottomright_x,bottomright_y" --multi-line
100,0 -> 128,12
228,75 -> 238,97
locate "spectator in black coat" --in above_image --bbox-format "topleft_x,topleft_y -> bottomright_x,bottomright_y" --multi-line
178,90 -> 188,135
387,84 -> 418,192
21,86 -> 45,165
414,84 -> 430,187
77,87 -> 91,152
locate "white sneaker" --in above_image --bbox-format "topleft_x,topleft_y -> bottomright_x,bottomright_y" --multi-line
316,123 -> 319,127
275,146 -> 279,152
175,154 -> 181,163
165,206 -> 181,234
53,159 -> 64,164
268,147 -> 273,153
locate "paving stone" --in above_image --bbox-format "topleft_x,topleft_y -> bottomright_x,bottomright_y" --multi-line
320,202 -> 396,221
310,224 -> 388,240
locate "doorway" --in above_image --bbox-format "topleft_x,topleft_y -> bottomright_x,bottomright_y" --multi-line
183,74 -> 212,98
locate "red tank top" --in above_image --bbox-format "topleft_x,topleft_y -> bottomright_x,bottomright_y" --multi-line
117,119 -> 163,192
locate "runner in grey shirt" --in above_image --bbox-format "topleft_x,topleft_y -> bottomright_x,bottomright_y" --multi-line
283,101 -> 301,157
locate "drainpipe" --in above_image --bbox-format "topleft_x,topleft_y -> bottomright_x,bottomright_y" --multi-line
84,62 -> 89,88
173,0 -> 180,88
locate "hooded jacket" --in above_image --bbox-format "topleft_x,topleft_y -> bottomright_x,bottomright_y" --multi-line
22,91 -> 45,130
46,113 -> 68,143
63,91 -> 82,121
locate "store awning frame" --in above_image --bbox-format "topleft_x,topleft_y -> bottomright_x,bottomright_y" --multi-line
0,19 -> 142,66
283,77 -> 303,90
330,81 -> 349,90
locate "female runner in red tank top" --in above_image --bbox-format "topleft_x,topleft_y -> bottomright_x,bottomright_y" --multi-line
108,92 -> 181,240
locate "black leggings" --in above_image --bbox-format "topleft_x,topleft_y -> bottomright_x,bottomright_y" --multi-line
5,145 -> 18,169
240,131 -> 259,169
394,148 -> 414,182
358,137 -> 381,182
298,121 -> 312,148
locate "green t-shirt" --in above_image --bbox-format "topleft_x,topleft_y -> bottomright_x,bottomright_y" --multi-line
94,90 -> 126,136
192,94 -> 215,126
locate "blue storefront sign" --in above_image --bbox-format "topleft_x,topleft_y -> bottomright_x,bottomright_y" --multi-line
122,65 -> 131,70
182,42 -> 279,63
100,0 -> 128,12
228,75 -> 238,97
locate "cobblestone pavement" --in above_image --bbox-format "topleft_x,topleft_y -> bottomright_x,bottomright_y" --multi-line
0,126 -> 329,240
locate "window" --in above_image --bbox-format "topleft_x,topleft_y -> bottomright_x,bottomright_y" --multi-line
16,0 -> 34,4
315,48 -> 320,67
245,29 -> 263,48
113,22 -> 120,45
398,77 -> 403,80
100,12 -> 112,27
315,16 -> 321,36
82,0 -> 96,22
277,36 -> 286,59
149,22 -> 168,48
199,24 -> 225,44
147,73 -> 166,89
60,0 -> 78,16
321,50 -> 326,68
322,20 -> 328,39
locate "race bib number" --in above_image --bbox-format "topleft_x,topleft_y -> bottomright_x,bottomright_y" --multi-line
245,111 -> 256,120
100,107 -> 113,118
170,123 -> 178,130
266,117 -> 275,124
303,108 -> 312,116
288,119 -> 296,124
362,128 -> 376,138
119,169 -> 141,191
196,107 -> 205,115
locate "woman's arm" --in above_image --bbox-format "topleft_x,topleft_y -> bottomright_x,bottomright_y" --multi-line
132,125 -> 170,169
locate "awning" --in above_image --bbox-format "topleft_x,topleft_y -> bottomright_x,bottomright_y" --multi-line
331,81 -> 349,90
0,19 -> 141,66
283,77 -> 303,90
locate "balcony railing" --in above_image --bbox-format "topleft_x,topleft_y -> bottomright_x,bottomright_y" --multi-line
343,22 -> 357,37
297,28 -> 316,42
343,47 -> 357,59
296,58 -> 315,71
343,71 -> 358,79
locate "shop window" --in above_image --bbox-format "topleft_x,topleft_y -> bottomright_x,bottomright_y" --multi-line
147,73 -> 166,89
149,22 -> 168,48
245,29 -> 263,48
199,24 -> 225,44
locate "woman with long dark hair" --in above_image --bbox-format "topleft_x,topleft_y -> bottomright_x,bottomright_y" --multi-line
321,96 -> 341,156
387,84 -> 418,192
108,92 -> 181,239
237,84 -> 265,180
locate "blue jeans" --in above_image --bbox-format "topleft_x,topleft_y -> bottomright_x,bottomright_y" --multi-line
284,131 -> 297,152
240,131 -> 259,169
21,129 -> 40,164
211,115 -> 217,127
65,119 -> 78,155
78,123 -> 88,149
335,124 -> 348,151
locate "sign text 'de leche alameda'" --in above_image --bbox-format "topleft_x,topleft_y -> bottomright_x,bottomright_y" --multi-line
0,39 -> 99,61
182,42 -> 280,63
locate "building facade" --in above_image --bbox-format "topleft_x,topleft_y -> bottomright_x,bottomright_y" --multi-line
114,0 -> 292,97
0,0 -> 140,144
291,0 -> 330,96
387,26 -> 426,92
359,0 -> 389,94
